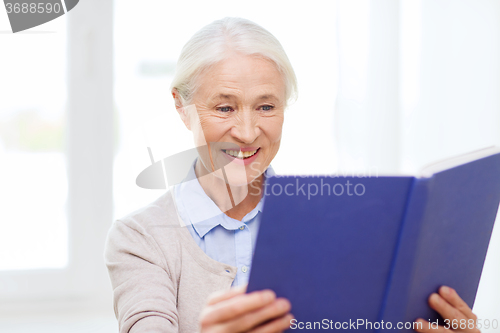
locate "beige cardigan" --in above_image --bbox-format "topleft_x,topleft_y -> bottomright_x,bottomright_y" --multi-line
104,190 -> 237,333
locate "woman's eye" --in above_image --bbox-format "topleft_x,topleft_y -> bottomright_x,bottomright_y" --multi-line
260,105 -> 274,111
217,106 -> 233,112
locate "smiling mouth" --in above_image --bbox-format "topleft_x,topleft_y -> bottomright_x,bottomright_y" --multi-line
221,148 -> 260,159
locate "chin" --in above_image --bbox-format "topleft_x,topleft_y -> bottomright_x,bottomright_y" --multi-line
222,162 -> 262,187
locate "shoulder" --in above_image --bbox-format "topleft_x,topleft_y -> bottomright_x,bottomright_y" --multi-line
104,190 -> 184,271
115,190 -> 181,235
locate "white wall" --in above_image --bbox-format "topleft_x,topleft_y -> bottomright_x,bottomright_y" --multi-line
335,0 -> 500,329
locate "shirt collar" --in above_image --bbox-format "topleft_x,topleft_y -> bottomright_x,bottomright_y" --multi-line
175,159 -> 274,238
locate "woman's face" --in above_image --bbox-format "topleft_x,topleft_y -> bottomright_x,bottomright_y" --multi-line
179,53 -> 286,186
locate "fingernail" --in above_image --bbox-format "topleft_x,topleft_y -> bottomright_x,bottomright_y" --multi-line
277,299 -> 290,311
441,286 -> 450,295
263,290 -> 275,302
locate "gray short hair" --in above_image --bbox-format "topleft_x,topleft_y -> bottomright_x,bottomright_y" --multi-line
170,17 -> 298,106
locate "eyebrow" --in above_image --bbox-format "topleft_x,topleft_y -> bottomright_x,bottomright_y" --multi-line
212,93 -> 279,101
215,94 -> 236,100
256,94 -> 279,101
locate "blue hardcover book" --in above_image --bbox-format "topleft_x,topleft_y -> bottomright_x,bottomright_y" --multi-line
247,147 -> 500,332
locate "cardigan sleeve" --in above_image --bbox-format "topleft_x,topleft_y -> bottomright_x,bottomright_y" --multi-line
104,219 -> 179,333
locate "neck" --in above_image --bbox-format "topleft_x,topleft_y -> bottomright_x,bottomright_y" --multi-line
195,159 -> 264,221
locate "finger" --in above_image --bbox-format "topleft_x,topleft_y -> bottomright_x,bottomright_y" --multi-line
222,297 -> 291,332
248,314 -> 294,333
413,318 -> 451,333
206,284 -> 247,306
428,293 -> 468,322
438,286 -> 477,320
201,290 -> 276,325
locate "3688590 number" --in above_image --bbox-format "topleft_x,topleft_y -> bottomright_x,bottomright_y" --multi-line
444,318 -> 499,330
5,2 -> 61,14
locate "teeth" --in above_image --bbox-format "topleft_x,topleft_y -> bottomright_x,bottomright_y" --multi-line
224,149 -> 258,159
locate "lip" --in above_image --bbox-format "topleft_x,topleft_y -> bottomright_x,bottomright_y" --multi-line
221,147 -> 261,166
239,147 -> 259,152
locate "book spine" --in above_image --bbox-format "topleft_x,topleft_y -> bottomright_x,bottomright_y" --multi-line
377,177 -> 432,333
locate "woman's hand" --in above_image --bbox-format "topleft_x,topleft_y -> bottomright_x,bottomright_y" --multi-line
199,285 -> 293,333
414,286 -> 480,333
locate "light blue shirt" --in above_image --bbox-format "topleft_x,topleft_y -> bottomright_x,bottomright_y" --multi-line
174,159 -> 274,287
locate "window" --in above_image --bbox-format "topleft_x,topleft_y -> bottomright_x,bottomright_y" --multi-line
0,17 -> 67,272
0,2 -> 114,312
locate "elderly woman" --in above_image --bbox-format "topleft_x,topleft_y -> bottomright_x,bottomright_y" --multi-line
105,17 -> 481,333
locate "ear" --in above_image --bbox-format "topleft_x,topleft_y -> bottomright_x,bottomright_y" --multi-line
172,88 -> 191,131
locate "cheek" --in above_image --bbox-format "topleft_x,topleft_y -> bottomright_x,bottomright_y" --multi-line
195,112 -> 230,143
257,117 -> 283,169
262,117 -> 284,145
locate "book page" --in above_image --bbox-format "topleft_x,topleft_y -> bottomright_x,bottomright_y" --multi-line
419,146 -> 500,178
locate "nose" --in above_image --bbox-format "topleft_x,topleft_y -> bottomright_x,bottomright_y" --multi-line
231,110 -> 260,144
